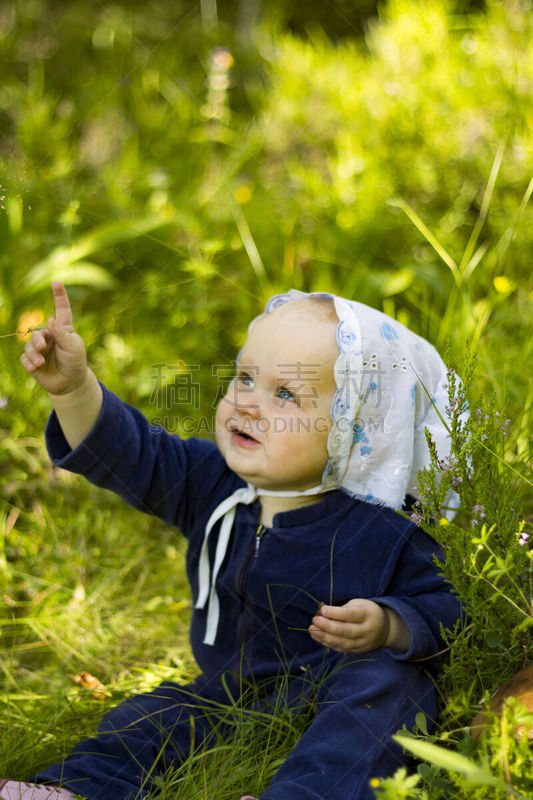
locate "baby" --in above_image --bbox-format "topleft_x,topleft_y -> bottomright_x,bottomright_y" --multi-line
6,283 -> 462,800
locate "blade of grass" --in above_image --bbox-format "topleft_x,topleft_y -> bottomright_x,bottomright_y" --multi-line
393,734 -> 522,795
461,139 -> 506,281
388,197 -> 459,281
231,201 -> 269,288
492,174 -> 533,269
22,215 -> 176,292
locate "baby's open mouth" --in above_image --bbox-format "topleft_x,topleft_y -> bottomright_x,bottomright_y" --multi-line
231,426 -> 259,443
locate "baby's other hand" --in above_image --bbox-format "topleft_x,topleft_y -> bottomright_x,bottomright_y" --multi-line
20,281 -> 88,396
309,599 -> 392,654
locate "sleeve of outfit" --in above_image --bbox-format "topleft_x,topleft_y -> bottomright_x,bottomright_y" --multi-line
44,382 -> 232,539
371,526 -> 462,663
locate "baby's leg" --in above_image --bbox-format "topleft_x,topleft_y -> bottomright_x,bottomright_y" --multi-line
260,650 -> 437,800
33,680 -> 230,800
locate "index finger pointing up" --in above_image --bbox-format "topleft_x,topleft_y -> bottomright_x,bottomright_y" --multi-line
51,281 -> 74,328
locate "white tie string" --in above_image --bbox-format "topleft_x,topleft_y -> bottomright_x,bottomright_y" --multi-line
196,482 -> 328,645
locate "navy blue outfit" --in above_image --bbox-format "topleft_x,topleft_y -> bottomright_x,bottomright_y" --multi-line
37,385 -> 461,800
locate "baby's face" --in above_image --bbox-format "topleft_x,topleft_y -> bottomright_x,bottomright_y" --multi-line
215,302 -> 338,492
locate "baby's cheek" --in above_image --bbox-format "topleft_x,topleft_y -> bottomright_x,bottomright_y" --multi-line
214,402 -> 231,445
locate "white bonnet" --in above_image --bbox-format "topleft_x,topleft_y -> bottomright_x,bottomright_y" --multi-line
252,289 -> 459,515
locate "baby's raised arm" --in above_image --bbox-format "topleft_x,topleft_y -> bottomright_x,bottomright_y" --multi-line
20,281 -> 103,449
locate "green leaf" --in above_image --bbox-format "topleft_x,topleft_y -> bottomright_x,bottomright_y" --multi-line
414,712 -> 428,735
484,632 -> 504,648
23,261 -> 116,292
380,268 -> 415,297
65,215 -> 175,261
393,735 -> 507,788
514,616 -> 533,634
21,215 -> 176,293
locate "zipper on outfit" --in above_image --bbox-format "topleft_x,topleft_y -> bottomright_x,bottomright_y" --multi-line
235,523 -> 268,660
254,523 -> 266,558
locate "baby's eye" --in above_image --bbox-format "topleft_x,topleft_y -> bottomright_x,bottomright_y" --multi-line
236,373 -> 254,387
276,386 -> 297,403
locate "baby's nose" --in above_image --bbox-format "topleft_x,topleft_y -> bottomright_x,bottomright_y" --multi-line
227,384 -> 261,413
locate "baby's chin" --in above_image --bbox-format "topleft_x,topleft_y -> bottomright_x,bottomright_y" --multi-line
220,458 -> 320,495
215,449 -> 274,489
221,458 -> 261,487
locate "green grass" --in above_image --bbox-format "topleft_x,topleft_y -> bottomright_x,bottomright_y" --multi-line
0,476 -> 196,777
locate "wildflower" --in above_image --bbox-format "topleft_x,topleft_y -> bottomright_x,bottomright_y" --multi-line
16,309 -> 45,342
410,512 -> 423,526
233,184 -> 252,204
493,275 -> 514,293
439,454 -> 458,473
439,517 -> 450,527
519,532 -> 530,547
500,418 -> 511,435
212,48 -> 234,69
369,778 -> 381,788
445,396 -> 458,416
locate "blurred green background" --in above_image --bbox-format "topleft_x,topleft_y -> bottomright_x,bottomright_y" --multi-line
0,0 -> 532,789
1,0 -> 532,431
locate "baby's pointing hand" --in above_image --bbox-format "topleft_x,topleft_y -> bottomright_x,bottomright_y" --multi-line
20,281 -> 88,396
309,599 -> 391,654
